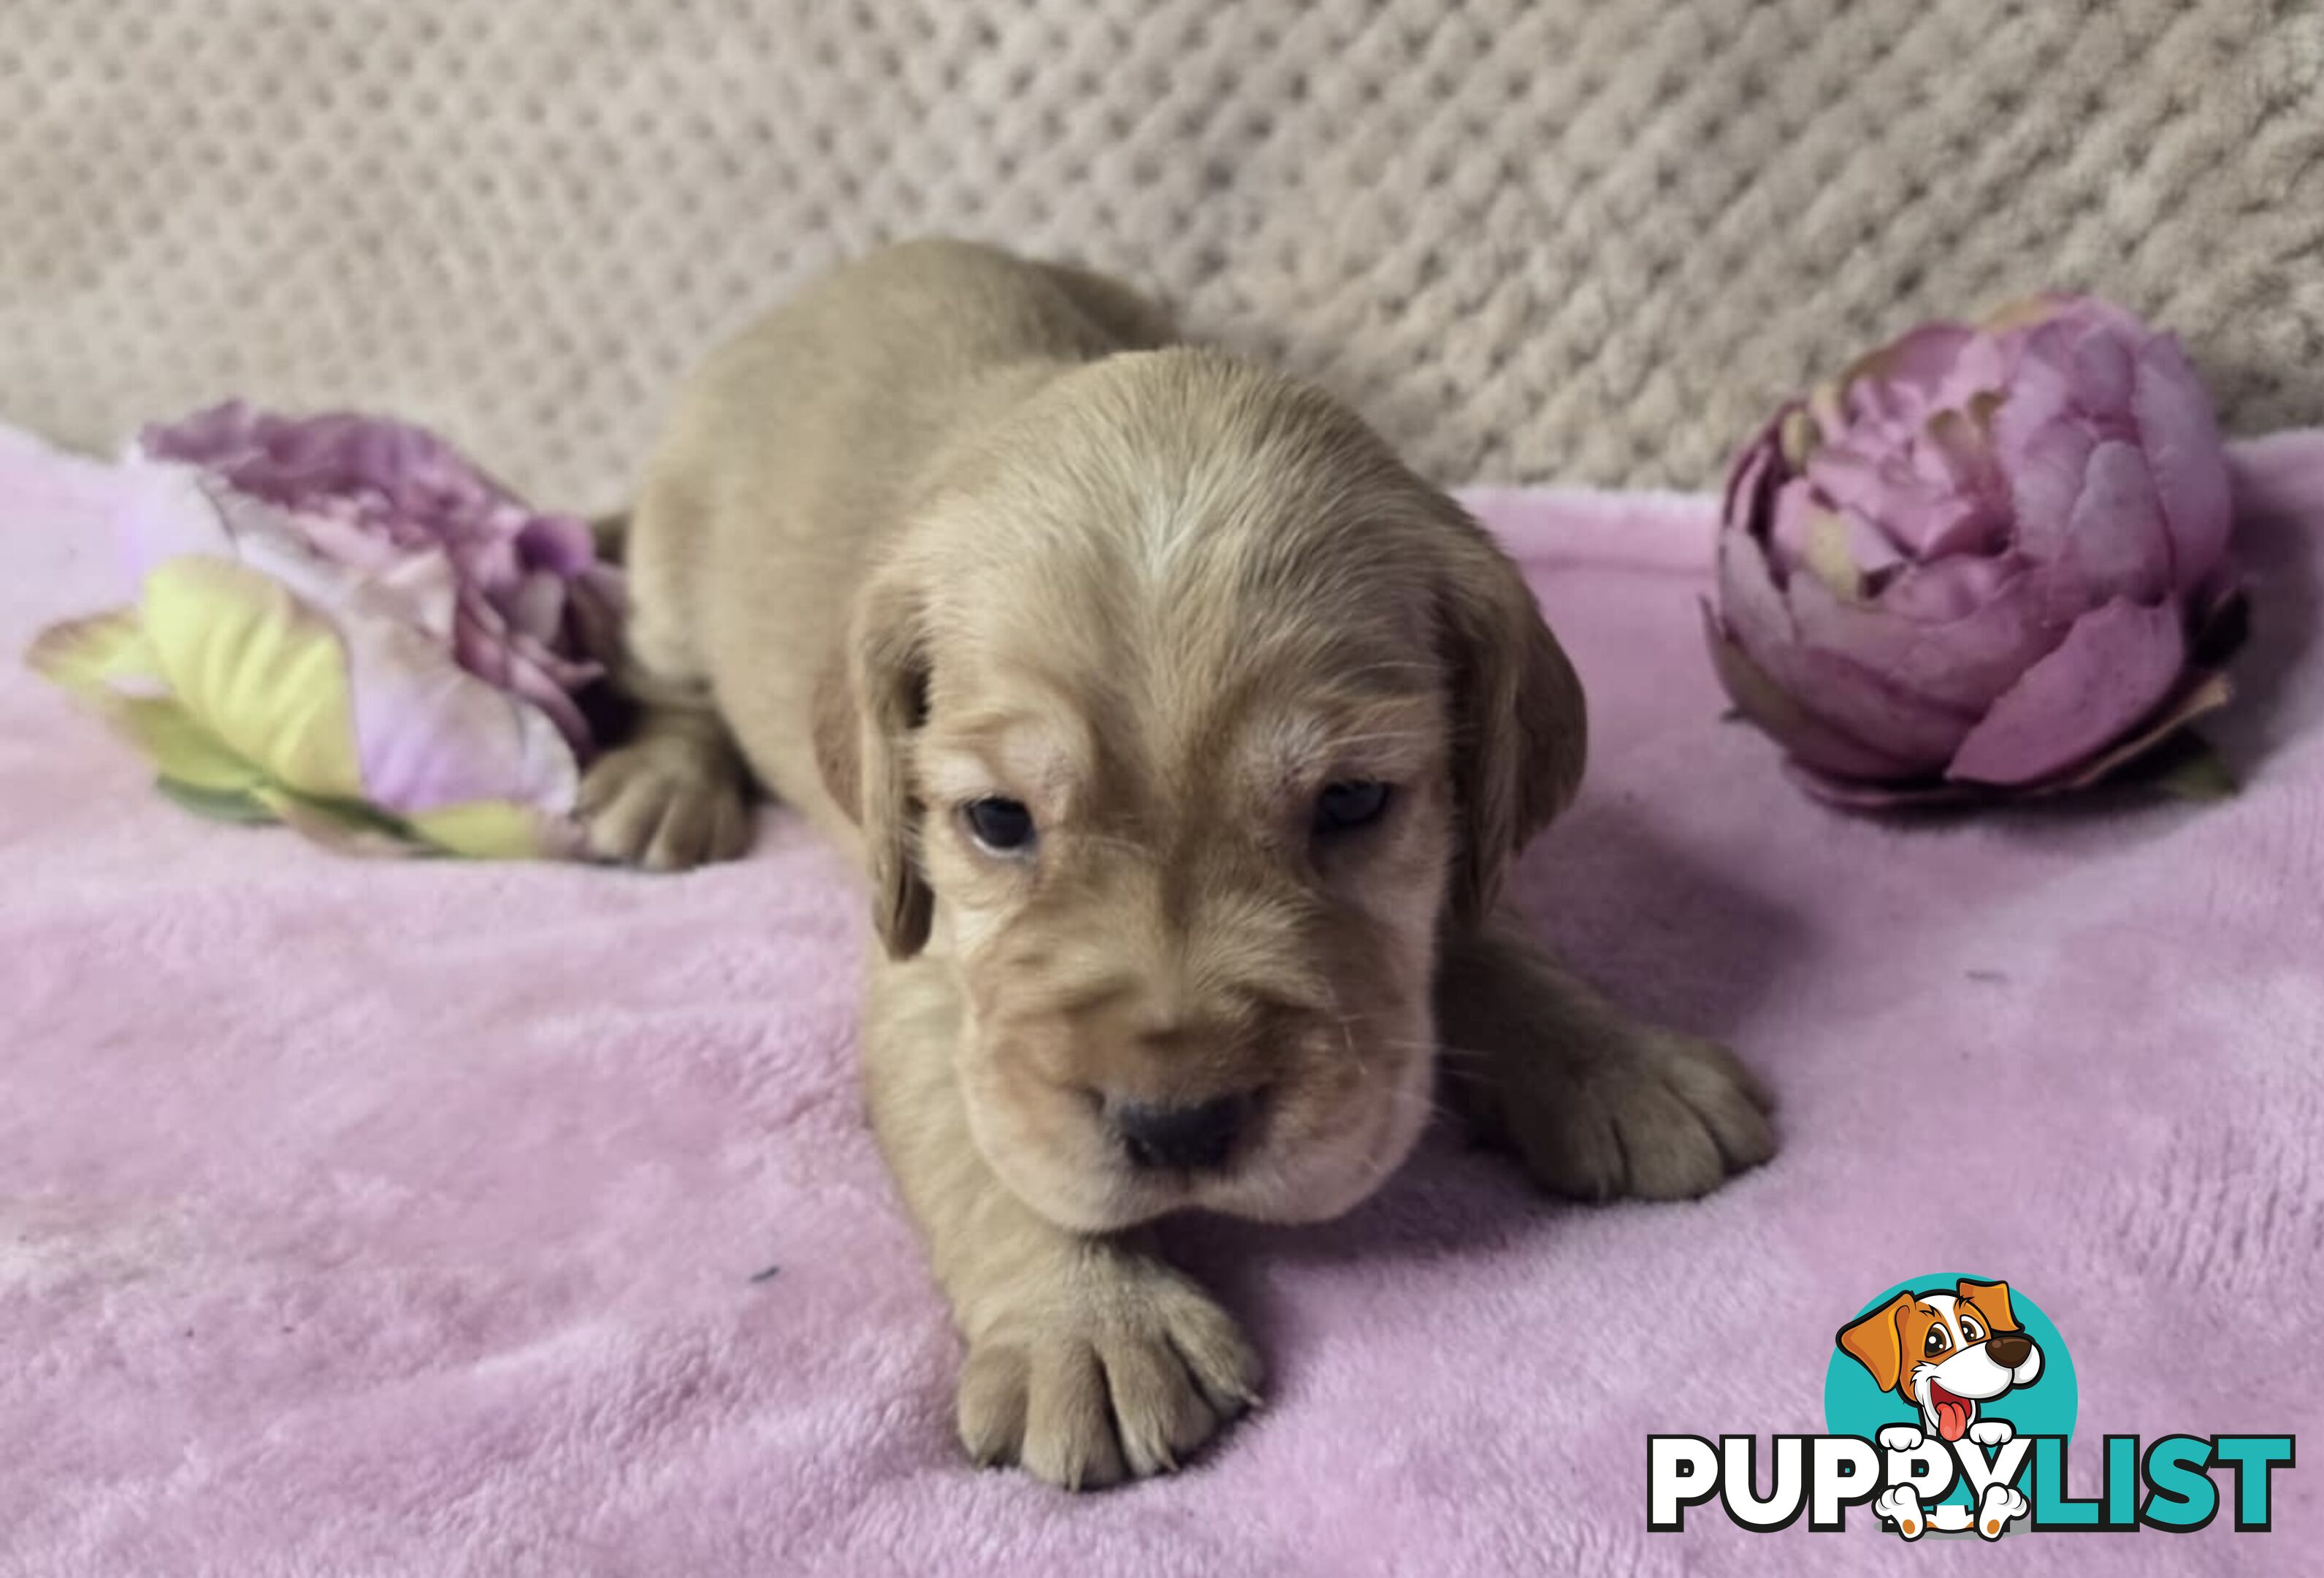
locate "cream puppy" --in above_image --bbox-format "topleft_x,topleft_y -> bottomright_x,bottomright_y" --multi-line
584,240 -> 1775,1487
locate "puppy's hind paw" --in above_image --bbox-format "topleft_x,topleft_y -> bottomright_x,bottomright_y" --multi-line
955,1259 -> 1261,1490
578,736 -> 752,871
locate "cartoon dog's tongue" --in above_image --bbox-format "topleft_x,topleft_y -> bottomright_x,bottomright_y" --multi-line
1930,1384 -> 1971,1442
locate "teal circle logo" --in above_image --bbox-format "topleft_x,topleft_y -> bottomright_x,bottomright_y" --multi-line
1824,1274 -> 2077,1509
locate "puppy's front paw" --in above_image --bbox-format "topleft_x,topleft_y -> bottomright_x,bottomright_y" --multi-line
1878,1424 -> 1927,1453
577,739 -> 752,870
955,1258 -> 1261,1490
1968,1419 -> 2015,1448
1486,1029 -> 1776,1201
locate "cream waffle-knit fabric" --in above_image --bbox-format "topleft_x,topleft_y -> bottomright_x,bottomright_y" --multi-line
3,0 -> 2318,503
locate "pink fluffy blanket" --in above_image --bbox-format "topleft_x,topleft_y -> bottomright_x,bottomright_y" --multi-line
4,425 -> 2320,1574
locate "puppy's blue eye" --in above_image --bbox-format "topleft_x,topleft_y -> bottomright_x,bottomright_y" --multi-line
1313,780 -> 1391,835
963,797 -> 1036,853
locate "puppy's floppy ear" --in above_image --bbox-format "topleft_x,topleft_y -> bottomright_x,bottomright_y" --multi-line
1434,512 -> 1588,925
815,558 -> 935,958
1957,1278 -> 2019,1333
1837,1293 -> 1914,1395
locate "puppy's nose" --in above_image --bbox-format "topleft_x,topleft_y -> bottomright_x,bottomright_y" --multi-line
1113,1094 -> 1248,1172
1984,1332 -> 2033,1368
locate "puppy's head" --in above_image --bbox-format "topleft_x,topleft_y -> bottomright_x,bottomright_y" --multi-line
819,349 -> 1584,1231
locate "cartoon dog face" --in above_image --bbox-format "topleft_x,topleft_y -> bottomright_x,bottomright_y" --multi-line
1838,1278 -> 2044,1442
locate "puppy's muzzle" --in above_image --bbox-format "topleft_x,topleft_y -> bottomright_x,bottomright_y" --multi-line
1109,1092 -> 1255,1173
1984,1333 -> 2033,1368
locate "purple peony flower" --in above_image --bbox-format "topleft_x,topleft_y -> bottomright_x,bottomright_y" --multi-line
1706,297 -> 2244,806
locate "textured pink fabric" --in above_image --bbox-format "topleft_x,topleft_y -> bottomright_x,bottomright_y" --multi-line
4,430 -> 2320,1575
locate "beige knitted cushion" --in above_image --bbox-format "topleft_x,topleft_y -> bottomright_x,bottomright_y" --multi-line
3,0 -> 2317,504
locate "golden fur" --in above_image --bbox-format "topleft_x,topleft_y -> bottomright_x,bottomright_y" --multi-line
583,239 -> 1776,1487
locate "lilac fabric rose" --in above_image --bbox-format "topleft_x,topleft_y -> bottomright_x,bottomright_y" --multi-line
138,403 -> 621,759
1707,297 -> 2244,805
31,403 -> 624,858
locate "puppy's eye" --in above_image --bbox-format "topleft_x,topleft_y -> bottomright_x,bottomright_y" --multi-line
1960,1316 -> 1984,1341
962,796 -> 1036,854
1313,780 -> 1391,835
1924,1327 -> 1952,1357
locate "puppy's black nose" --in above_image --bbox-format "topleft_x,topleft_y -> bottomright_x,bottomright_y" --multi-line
1984,1332 -> 2033,1368
1114,1094 -> 1247,1172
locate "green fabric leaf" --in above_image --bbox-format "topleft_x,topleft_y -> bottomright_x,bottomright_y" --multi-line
252,784 -> 428,857
156,776 -> 280,825
2150,736 -> 2239,802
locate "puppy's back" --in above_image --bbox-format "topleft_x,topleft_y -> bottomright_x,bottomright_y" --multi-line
623,240 -> 1172,828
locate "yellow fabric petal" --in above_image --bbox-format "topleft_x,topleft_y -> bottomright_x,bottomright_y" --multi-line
26,608 -> 157,695
139,557 -> 366,801
406,800 -> 562,860
29,607 -> 264,791
114,698 -> 265,792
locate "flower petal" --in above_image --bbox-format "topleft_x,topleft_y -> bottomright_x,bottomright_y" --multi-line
1767,641 -> 1979,775
1804,441 -> 1926,536
334,586 -> 580,817
516,514 -> 598,577
1946,599 -> 2187,786
1994,319 -> 2079,443
2063,441 -> 2171,603
1782,760 -> 1984,809
1702,603 -> 1930,780
1843,324 -> 1975,411
1715,529 -> 1797,655
112,462 -> 236,585
2046,668 -> 2233,793
138,557 -> 367,801
1717,519 -> 1979,774
1789,565 -> 2068,712
1721,420 -> 1786,537
1770,486 -> 1885,597
138,404 -> 619,770
2004,416 -> 2096,566
1874,553 -> 2018,622
408,800 -> 581,860
2065,319 -> 2136,416
251,784 -> 426,858
2132,335 -> 2234,592
30,606 -> 270,790
26,608 -> 159,698
111,699 -> 265,793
